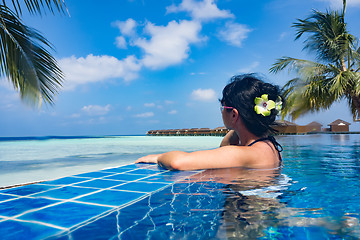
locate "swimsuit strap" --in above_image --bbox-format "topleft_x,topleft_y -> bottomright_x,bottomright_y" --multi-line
248,136 -> 283,162
248,136 -> 283,152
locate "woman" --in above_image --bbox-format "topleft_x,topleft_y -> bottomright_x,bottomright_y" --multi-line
135,74 -> 283,170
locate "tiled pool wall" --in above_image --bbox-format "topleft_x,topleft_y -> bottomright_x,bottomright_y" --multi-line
0,164 -> 202,239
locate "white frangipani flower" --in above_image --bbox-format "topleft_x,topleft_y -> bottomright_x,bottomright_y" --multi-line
254,94 -> 275,116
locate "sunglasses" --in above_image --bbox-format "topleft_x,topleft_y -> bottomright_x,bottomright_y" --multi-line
220,105 -> 234,112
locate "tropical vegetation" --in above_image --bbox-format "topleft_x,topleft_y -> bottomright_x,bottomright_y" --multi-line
0,0 -> 67,106
270,0 -> 360,121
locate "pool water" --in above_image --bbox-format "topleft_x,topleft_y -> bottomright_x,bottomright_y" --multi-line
0,134 -> 359,239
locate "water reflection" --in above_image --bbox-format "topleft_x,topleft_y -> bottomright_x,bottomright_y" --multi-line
60,164 -> 360,239
186,168 -> 360,239
330,134 -> 350,143
277,134 -> 360,147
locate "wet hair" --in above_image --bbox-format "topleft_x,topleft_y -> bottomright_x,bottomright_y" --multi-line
220,74 -> 283,137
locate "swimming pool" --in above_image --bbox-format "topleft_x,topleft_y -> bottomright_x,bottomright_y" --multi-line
0,134 -> 359,239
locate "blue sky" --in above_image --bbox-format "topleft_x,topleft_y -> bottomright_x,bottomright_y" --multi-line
1,0 -> 360,136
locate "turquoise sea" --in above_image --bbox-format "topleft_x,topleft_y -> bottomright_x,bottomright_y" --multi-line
0,136 -> 223,188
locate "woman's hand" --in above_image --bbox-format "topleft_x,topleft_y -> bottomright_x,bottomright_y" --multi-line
220,130 -> 240,147
135,154 -> 161,164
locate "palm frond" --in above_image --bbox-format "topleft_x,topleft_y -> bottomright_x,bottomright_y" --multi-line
270,57 -> 324,73
281,76 -> 339,120
0,5 -> 63,106
2,0 -> 68,16
293,9 -> 354,64
270,57 -> 330,81
354,45 -> 360,72
349,72 -> 360,95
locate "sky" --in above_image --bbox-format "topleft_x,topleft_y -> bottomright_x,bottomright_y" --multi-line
1,0 -> 360,137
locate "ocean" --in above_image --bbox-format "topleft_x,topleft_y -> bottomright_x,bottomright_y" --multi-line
0,136 -> 222,188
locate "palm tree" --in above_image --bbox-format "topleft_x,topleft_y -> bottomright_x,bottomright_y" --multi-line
0,0 -> 68,106
270,0 -> 360,121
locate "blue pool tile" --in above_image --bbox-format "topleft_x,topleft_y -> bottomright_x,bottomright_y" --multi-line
74,179 -> 126,189
161,171 -> 199,177
100,167 -> 132,174
19,202 -> 111,229
44,177 -> 88,185
74,171 -> 115,178
0,193 -> 17,202
104,173 -> 148,181
127,168 -> 163,175
0,197 -> 58,217
116,164 -> 153,170
113,182 -> 169,193
0,219 -> 62,240
141,175 -> 176,183
32,186 -> 98,200
76,189 -> 143,206
1,184 -> 56,196
54,211 -> 122,240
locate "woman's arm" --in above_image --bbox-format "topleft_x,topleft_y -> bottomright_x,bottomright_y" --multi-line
135,140 -> 278,171
135,148 -> 245,170
135,132 -> 238,166
155,146 -> 254,170
220,130 -> 240,147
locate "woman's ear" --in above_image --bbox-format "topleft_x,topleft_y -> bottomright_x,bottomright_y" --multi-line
231,108 -> 239,123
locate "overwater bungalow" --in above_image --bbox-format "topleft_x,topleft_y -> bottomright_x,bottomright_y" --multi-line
187,128 -> 211,136
328,119 -> 351,132
211,127 -> 229,136
297,121 -> 322,133
271,120 -> 298,134
197,128 -> 212,136
306,121 -> 323,132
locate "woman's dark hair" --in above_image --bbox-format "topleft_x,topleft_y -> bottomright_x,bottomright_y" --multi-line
220,74 -> 283,137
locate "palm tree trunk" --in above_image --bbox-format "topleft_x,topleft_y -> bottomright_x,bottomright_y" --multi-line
350,94 -> 360,120
341,59 -> 347,71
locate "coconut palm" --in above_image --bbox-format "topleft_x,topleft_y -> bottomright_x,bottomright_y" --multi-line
269,0 -> 360,120
0,0 -> 67,106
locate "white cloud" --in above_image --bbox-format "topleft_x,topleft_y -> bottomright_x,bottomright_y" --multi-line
81,104 -> 111,116
134,20 -> 203,69
191,88 -> 217,101
126,106 -> 132,111
59,54 -> 142,89
144,102 -> 155,107
190,72 -> 206,75
113,18 -> 138,36
165,100 -> 174,105
168,110 -> 178,114
238,61 -> 260,73
218,22 -> 252,47
70,113 -> 81,118
115,36 -> 127,49
278,32 -> 287,41
317,0 -> 360,8
135,112 -> 154,118
166,0 -> 234,21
